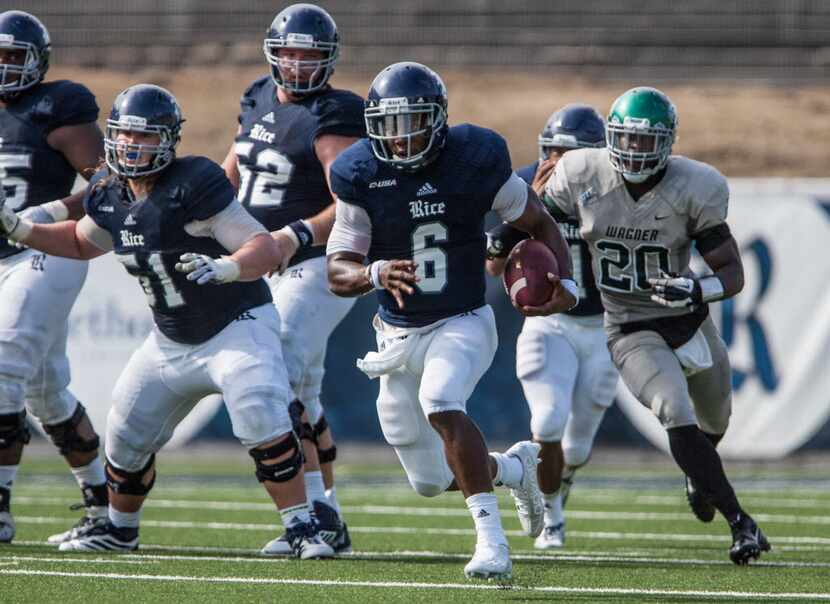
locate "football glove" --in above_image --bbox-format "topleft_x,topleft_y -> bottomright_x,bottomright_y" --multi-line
648,272 -> 702,308
0,186 -> 22,239
175,253 -> 240,285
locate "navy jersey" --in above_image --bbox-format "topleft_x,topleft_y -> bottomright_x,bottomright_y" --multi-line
517,161 -> 603,317
331,124 -> 513,327
235,76 -> 365,266
0,80 -> 99,258
84,156 -> 272,345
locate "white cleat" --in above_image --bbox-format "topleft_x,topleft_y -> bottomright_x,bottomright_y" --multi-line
534,522 -> 565,549
47,510 -> 109,545
258,532 -> 292,556
261,521 -> 334,560
504,441 -> 545,538
58,522 -> 138,552
464,542 -> 512,581
0,511 -> 15,543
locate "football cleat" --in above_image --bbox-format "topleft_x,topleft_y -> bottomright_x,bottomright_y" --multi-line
464,542 -> 512,581
504,441 -> 545,538
261,521 -> 334,560
729,513 -> 771,565
534,522 -> 565,549
313,500 -> 352,554
0,486 -> 14,543
58,522 -> 138,552
685,475 -> 716,523
47,506 -> 109,545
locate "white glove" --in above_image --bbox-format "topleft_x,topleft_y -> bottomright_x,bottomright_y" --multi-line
175,253 -> 241,285
648,272 -> 702,308
13,204 -> 63,249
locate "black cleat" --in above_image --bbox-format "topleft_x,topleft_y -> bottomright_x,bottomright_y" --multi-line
313,500 -> 352,554
685,476 -> 716,523
59,521 -> 138,552
0,486 -> 14,543
729,514 -> 771,565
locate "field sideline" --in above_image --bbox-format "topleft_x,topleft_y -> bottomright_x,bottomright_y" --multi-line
3,445 -> 830,603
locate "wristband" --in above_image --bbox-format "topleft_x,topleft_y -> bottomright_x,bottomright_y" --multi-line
698,275 -> 725,303
41,200 -> 69,222
369,260 -> 389,290
287,220 -> 314,249
9,218 -> 32,242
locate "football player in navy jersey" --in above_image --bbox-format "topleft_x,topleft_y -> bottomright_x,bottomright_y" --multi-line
221,3 -> 365,554
485,104 -> 619,549
327,62 -> 578,580
0,10 -> 109,546
0,84 -> 335,559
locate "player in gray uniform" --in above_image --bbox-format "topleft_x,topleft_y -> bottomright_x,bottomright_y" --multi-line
543,86 -> 770,565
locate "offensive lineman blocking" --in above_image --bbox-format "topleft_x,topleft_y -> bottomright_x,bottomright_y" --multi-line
327,62 -> 578,579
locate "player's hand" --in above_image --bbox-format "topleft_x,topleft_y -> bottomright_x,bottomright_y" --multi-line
379,259 -> 419,310
517,273 -> 578,317
648,272 -> 702,308
175,253 -> 241,285
11,205 -> 56,249
270,229 -> 299,276
0,186 -> 21,238
530,157 -> 559,197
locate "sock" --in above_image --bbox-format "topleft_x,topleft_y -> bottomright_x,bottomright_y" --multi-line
109,505 -> 141,529
466,492 -> 507,546
304,471 -> 327,507
325,487 -> 342,515
0,464 -> 18,490
489,452 -> 524,488
71,457 -> 106,488
280,502 -> 311,529
667,425 -> 742,523
543,492 -> 564,527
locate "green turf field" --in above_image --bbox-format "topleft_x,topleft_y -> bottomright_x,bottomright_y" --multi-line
2,448 -> 830,603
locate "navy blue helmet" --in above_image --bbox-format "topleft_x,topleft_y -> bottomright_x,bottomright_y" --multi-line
263,3 -> 339,96
364,62 -> 448,171
0,11 -> 51,99
105,84 -> 183,178
538,103 -> 605,160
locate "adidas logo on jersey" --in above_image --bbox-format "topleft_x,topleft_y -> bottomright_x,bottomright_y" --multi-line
476,509 -> 490,519
124,214 -> 137,226
416,182 -> 438,197
262,112 -> 275,124
250,123 -> 275,144
369,178 -> 397,189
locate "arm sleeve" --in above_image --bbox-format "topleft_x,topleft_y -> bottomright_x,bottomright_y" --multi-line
77,216 -> 114,251
326,199 -> 372,257
184,201 -> 267,253
491,172 -> 528,223
689,177 -> 729,236
542,159 -> 578,218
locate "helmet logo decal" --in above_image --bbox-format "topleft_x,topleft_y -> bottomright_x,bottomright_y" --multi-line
118,115 -> 148,128
285,32 -> 314,47
622,116 -> 651,129
0,34 -> 14,44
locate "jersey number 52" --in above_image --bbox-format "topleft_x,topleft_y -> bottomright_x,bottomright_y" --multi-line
235,142 -> 294,208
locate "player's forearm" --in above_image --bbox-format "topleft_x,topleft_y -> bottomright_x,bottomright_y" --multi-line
534,215 -> 573,281
704,237 -> 745,299
18,221 -> 95,260
305,202 -> 336,245
327,253 -> 373,297
229,233 -> 281,281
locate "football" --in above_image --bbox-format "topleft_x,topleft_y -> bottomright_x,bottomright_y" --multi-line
503,239 -> 559,307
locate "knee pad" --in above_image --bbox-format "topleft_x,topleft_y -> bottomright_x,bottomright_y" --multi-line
313,415 -> 337,463
529,403 -> 569,443
0,410 -> 30,450
249,432 -> 303,483
288,400 -> 315,444
106,455 -> 155,496
562,441 -> 593,469
410,480 -> 447,498
43,403 -> 100,455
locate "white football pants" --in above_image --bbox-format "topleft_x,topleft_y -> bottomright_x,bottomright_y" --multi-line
0,250 -> 87,425
517,313 -> 618,468
106,303 -> 293,472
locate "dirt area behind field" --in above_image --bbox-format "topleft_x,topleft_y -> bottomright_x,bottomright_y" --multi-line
52,67 -> 830,177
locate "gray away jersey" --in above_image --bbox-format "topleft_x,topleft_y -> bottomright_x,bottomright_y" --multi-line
544,148 -> 729,326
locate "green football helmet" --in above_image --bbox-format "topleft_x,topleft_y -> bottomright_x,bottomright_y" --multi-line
606,87 -> 677,183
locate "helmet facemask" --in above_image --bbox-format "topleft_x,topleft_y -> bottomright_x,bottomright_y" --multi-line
264,33 -> 337,96
105,116 -> 178,179
0,36 -> 47,96
607,118 -> 674,183
365,99 -> 446,171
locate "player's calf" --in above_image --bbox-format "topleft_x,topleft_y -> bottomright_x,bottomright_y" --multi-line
0,410 -> 32,544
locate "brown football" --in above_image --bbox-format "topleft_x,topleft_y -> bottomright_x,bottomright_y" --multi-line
503,239 -> 559,307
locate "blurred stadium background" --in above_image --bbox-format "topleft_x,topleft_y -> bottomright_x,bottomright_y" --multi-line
20,0 -> 830,457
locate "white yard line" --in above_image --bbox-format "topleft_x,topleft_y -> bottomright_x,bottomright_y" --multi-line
4,556 -> 152,566
14,515 -> 830,545
2,569 -> 829,600
14,497 -> 830,525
